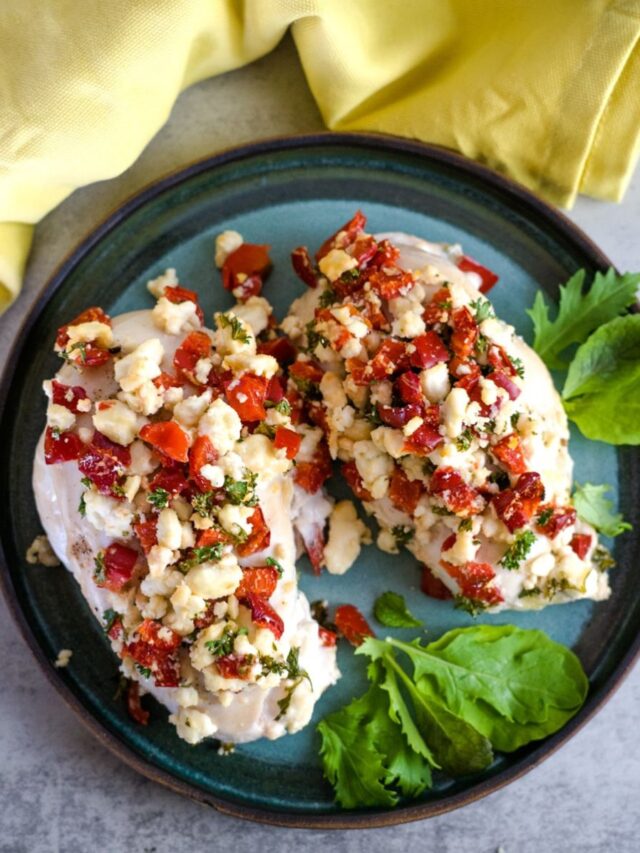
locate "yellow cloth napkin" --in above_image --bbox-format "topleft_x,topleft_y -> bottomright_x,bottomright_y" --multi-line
1,0 -> 639,311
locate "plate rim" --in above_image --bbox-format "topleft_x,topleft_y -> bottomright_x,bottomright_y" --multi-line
1,130 -> 636,829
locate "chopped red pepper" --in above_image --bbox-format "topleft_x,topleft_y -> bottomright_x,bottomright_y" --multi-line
430,466 -> 483,517
570,533 -> 592,560
315,211 -> 366,261
222,243 -> 271,294
164,285 -> 204,324
423,287 -> 451,325
173,331 -> 212,384
490,370 -> 521,401
388,467 -> 423,515
493,472 -> 545,532
291,246 -> 318,288
273,426 -> 301,459
55,306 -> 111,349
235,566 -> 279,600
368,269 -> 414,301
457,255 -> 499,294
241,592 -> 284,639
148,467 -> 189,497
188,434 -> 218,492
367,339 -> 409,380
294,442 -> 333,493
133,518 -> 158,554
450,306 -> 478,359
536,504 -> 577,538
51,380 -> 89,413
442,559 -> 504,606
377,401 -> 423,429
257,336 -> 297,366
97,543 -> 138,592
334,604 -> 374,647
341,460 -> 373,501
289,359 -> 324,387
409,331 -> 449,369
394,371 -> 423,404
225,373 -> 269,422
492,433 -> 527,475
318,626 -> 338,647
140,421 -> 190,463
301,525 -> 325,575
216,655 -> 253,680
235,507 -> 271,557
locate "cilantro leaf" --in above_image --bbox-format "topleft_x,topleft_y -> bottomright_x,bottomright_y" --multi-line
374,591 -> 422,628
561,314 -> 640,444
573,483 -> 632,538
526,269 -> 639,370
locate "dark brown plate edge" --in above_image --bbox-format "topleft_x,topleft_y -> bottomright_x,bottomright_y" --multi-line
0,131 -> 636,830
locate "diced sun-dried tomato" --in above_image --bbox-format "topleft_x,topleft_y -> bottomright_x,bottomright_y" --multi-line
368,269 -> 414,301
289,359 -> 324,388
490,370 -> 521,401
55,306 -> 111,348
195,527 -> 230,549
442,560 -> 504,605
403,421 -> 444,456
570,533 -> 592,560
492,432 -> 527,475
410,331 -> 449,369
294,441 -> 333,493
493,471 -> 545,532
126,681 -> 149,726
148,467 -> 189,497
241,592 -> 284,639
97,543 -> 139,592
306,399 -> 329,433
236,507 -> 271,557
423,287 -> 451,325
345,357 -> 368,385
457,255 -> 499,294
367,339 -> 409,380
225,373 -> 269,422
137,619 -> 182,650
377,401 -> 423,429
450,306 -> 478,359
487,344 -> 518,377
257,336 -> 297,366
318,626 -> 338,647
140,421 -> 190,463
341,460 -> 373,501
334,604 -> 374,647
291,246 -> 318,288
388,467 -> 423,515
173,331 -> 212,384
78,446 -> 123,494
421,565 -> 453,600
536,504 -> 577,538
266,374 -> 286,405
133,518 -> 158,554
301,525 -> 325,575
394,371 -> 423,404
152,371 -> 182,391
216,655 -> 253,680
44,427 -> 84,464
367,238 -> 400,270
315,211 -> 367,261
164,285 -> 204,324
125,620 -> 181,688
51,380 -> 89,413
235,566 -> 279,600
273,426 -> 301,459
430,466 -> 483,517
222,243 -> 271,294
188,434 -> 218,492
91,430 -> 131,466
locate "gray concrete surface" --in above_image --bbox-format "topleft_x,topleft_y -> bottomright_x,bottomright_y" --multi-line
1,35 -> 639,853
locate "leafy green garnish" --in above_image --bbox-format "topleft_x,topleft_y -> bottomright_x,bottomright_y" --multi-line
374,591 -> 423,629
509,355 -> 525,379
273,398 -> 291,416
456,428 -> 474,451
178,543 -> 223,572
572,483 -> 632,538
103,608 -> 121,633
78,492 -> 87,517
275,648 -> 312,720
191,491 -> 215,517
318,287 -> 337,308
391,525 -> 414,546
499,530 -> 536,570
148,487 -> 170,509
93,552 -> 106,584
135,664 -> 152,679
527,269 -> 639,370
224,471 -> 258,506
305,321 -> 329,353
470,299 -> 494,323
217,312 -> 252,344
265,556 -> 284,577
536,507 -> 554,527
205,626 -> 248,658
561,314 -> 640,444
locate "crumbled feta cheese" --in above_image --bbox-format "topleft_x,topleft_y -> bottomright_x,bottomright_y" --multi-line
442,387 -> 469,439
212,312 -> 255,357
217,503 -> 254,537
25,535 -> 60,566
370,426 -> 406,459
441,530 -> 478,565
114,338 -> 164,392
318,248 -> 358,281
353,439 -> 394,499
420,362 -> 450,403
54,649 -> 73,668
46,403 -> 75,432
223,352 -> 278,378
324,501 -> 371,575
235,433 -> 291,478
403,416 -> 423,437
320,372 -> 348,409
122,475 -> 141,503
171,708 -> 217,745
391,306 -> 426,339
198,398 -> 242,454
66,321 -> 113,349
152,297 -> 201,335
128,440 -> 157,475
83,491 -> 135,537
173,389 -> 212,428
229,296 -> 272,336
157,508 -> 182,550
93,400 -> 142,446
147,268 -> 178,298
199,463 -> 225,488
214,230 -> 243,268
185,555 -> 243,599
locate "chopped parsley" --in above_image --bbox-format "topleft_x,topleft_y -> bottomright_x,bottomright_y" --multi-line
273,398 -> 291,416
392,525 -> 414,546
518,587 -> 542,599
340,267 -> 360,283
218,312 -> 252,344
254,422 -> 276,439
178,543 -> 224,572
431,504 -> 454,517
458,518 -> 473,532
318,287 -> 337,308
510,412 -> 521,430
454,595 -> 488,616
364,404 -> 383,426
135,664 -> 152,679
592,544 -> 615,572
60,341 -> 87,364
499,530 -> 536,571
78,493 -> 87,517
470,299 -> 494,323
475,334 -> 489,356
266,556 -> 284,577
509,355 -> 525,379
191,491 -> 215,517
536,507 -> 554,527
148,487 -> 170,509
305,321 -> 329,353
103,608 -> 121,633
224,471 -> 258,506
93,551 -> 106,584
205,626 -> 248,658
456,428 -> 474,451
275,647 -> 312,720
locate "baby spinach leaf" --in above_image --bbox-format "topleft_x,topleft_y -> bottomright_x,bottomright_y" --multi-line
374,591 -> 423,628
573,483 -> 632,538
527,269 -> 639,370
562,315 -> 640,444
387,625 -> 588,752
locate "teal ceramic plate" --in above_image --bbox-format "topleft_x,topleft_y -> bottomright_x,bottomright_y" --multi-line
1,134 -> 638,828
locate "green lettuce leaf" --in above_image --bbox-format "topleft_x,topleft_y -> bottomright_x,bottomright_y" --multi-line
562,314 -> 640,444
526,269 -> 639,370
374,591 -> 423,628
573,483 -> 632,537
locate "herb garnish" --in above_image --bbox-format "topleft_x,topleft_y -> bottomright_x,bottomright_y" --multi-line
499,530 -> 536,570
266,556 -> 284,577
217,312 -> 252,344
205,626 -> 248,658
373,591 -> 422,628
148,487 -> 170,509
391,525 -> 414,546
